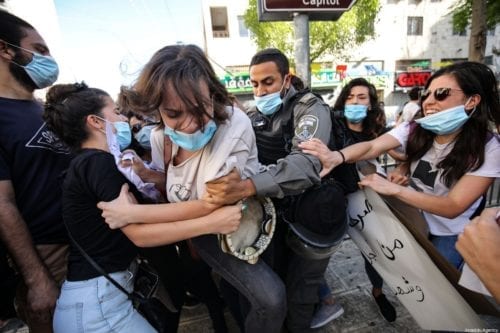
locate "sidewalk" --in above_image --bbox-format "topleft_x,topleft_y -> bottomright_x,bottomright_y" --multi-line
178,237 -> 426,333
5,237 -> 496,332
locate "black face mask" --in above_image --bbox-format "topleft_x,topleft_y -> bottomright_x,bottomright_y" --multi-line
8,49 -> 37,91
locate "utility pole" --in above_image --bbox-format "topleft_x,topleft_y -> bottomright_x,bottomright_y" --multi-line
294,13 -> 310,88
259,0 -> 356,87
468,0 -> 487,62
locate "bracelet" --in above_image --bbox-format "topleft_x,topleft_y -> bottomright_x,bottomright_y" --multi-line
336,150 -> 346,164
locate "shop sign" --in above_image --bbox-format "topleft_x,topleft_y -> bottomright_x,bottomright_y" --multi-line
395,71 -> 431,89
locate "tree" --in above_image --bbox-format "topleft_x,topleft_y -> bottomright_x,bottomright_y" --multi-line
451,0 -> 500,62
243,0 -> 380,64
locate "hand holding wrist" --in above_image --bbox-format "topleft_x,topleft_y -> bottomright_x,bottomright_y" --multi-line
242,179 -> 257,198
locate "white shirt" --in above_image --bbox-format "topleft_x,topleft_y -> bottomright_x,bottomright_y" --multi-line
150,107 -> 259,202
399,101 -> 420,123
388,123 -> 500,235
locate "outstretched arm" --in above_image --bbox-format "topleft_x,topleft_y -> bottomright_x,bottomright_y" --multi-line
386,148 -> 407,163
359,173 -> 493,219
121,203 -> 243,247
299,133 -> 401,177
97,184 -> 221,229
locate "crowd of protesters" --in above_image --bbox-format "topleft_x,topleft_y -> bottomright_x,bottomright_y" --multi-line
1,9 -> 499,333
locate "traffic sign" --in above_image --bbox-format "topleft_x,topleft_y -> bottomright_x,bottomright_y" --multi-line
264,0 -> 357,11
258,0 -> 357,21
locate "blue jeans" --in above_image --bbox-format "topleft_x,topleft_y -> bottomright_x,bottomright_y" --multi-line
429,234 -> 463,269
53,262 -> 156,333
191,234 -> 286,333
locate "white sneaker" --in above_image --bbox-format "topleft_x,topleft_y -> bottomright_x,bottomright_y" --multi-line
310,302 -> 344,329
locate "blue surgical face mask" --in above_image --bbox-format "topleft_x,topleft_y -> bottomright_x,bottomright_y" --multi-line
253,77 -> 288,116
254,91 -> 282,116
344,104 -> 368,123
135,124 -> 155,150
416,100 -> 474,135
164,120 -> 217,151
97,116 -> 131,151
113,121 -> 132,151
7,42 -> 59,89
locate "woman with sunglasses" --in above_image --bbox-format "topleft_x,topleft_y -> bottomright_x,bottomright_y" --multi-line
299,61 -> 500,269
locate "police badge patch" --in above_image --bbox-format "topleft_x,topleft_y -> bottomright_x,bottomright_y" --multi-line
295,115 -> 319,141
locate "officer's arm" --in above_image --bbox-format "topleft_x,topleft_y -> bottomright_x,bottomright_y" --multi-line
251,97 -> 330,198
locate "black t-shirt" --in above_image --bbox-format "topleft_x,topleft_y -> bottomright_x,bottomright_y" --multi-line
0,97 -> 72,244
63,149 -> 138,281
348,128 -> 372,144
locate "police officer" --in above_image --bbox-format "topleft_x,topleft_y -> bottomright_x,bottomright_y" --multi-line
205,48 -> 345,332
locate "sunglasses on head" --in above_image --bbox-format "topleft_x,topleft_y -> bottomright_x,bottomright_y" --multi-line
420,87 -> 463,102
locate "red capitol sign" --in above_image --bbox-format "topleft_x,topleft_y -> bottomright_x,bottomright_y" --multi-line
395,71 -> 431,88
263,0 -> 356,11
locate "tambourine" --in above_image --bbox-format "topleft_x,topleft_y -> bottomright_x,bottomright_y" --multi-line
218,196 -> 276,264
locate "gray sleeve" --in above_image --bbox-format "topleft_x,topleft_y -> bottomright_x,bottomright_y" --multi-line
251,94 -> 332,198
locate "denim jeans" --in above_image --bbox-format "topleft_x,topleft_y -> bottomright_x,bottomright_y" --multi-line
429,234 -> 463,269
53,262 -> 156,333
191,234 -> 286,333
16,244 -> 68,333
285,253 -> 331,333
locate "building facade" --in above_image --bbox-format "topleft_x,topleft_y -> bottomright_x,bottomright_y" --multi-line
201,0 -> 499,116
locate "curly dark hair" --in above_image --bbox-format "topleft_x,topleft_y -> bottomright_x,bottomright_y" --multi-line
43,82 -> 109,151
334,78 -> 385,139
120,44 -> 231,132
406,61 -> 500,187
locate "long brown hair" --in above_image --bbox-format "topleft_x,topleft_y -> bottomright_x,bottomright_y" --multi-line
121,44 -> 231,131
334,78 -> 385,139
406,62 -> 500,187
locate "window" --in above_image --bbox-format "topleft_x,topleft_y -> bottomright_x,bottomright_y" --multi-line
487,27 -> 496,36
210,7 -> 229,38
407,16 -> 423,35
237,15 -> 249,37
